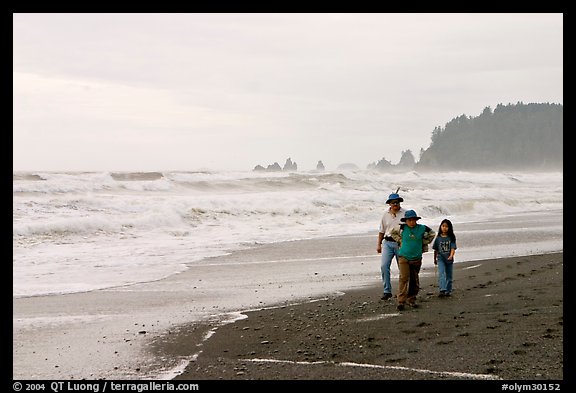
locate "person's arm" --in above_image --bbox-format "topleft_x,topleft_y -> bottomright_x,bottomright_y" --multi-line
448,242 -> 456,260
390,225 -> 402,244
434,249 -> 438,264
422,226 -> 436,245
422,226 -> 435,253
377,232 -> 384,253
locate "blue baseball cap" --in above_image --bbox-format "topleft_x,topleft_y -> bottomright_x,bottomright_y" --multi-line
386,193 -> 404,204
401,210 -> 421,221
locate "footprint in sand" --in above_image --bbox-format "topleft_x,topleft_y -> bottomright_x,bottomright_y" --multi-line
436,339 -> 454,345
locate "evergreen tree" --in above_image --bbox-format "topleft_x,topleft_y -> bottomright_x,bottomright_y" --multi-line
416,103 -> 562,170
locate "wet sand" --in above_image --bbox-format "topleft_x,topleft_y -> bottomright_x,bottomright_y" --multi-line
13,234 -> 385,380
158,252 -> 563,381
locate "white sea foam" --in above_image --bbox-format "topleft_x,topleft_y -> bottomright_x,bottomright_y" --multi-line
13,170 -> 563,297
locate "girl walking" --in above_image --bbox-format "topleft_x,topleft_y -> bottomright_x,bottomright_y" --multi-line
433,219 -> 457,297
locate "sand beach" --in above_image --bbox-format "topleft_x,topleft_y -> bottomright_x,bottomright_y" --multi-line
13,232 -> 563,382
163,252 -> 563,381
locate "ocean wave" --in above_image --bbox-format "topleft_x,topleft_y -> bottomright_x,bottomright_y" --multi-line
110,172 -> 164,181
12,169 -> 563,297
13,170 -> 563,240
12,171 -> 356,194
13,173 -> 45,181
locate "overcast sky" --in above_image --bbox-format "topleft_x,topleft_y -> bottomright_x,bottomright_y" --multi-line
13,13 -> 563,172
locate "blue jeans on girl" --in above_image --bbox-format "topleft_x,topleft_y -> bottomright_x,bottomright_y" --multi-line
437,255 -> 454,293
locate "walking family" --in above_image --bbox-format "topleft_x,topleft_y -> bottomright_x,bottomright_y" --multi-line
377,192 -> 457,311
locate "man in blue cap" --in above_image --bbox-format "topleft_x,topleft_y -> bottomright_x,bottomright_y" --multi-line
376,192 -> 406,300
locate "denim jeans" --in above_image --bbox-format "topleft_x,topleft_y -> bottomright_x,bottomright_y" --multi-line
380,240 -> 399,294
437,255 -> 454,293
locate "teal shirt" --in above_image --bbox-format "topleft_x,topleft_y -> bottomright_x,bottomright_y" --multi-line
398,224 -> 428,260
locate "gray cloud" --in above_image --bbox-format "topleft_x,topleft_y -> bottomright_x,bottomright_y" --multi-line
13,13 -> 563,171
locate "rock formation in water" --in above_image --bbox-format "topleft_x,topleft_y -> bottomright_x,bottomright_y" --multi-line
253,158 -> 297,172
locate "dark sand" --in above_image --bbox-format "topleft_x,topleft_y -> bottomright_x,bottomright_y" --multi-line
151,252 -> 563,381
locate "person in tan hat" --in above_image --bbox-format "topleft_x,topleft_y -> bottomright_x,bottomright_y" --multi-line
390,210 -> 435,311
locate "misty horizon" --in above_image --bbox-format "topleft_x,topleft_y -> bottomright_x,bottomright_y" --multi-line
13,13 -> 563,172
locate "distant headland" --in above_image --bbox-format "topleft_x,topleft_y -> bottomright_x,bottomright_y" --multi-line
253,102 -> 563,172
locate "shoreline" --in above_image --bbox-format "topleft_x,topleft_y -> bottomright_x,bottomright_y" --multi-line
155,252 -> 563,381
13,227 -> 563,380
14,232 -> 384,380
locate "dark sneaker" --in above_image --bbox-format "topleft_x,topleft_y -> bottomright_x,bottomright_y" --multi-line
409,302 -> 419,308
444,292 -> 451,297
438,291 -> 446,298
381,293 -> 393,300
396,304 -> 405,311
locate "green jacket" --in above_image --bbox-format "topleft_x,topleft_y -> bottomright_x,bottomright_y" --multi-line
390,223 -> 436,260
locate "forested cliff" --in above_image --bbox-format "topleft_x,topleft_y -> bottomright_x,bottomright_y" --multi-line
416,102 -> 563,171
